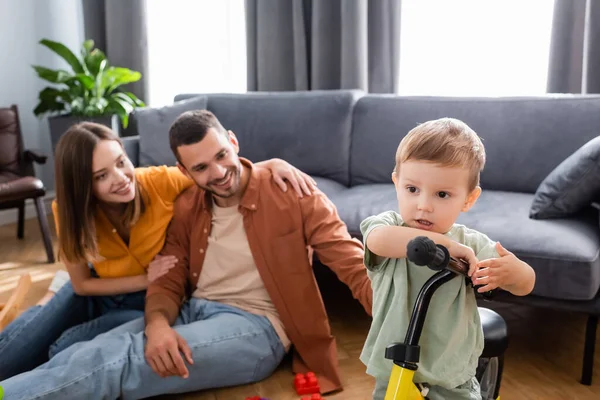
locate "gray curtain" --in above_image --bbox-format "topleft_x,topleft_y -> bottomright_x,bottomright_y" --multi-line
82,0 -> 149,102
246,0 -> 401,93
547,0 -> 600,93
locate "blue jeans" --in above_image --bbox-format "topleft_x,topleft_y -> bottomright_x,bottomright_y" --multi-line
0,281 -> 145,380
1,299 -> 286,400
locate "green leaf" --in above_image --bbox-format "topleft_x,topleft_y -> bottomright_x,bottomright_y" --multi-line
111,94 -> 135,114
94,59 -> 109,97
38,86 -> 71,103
37,88 -> 72,115
32,66 -> 72,84
103,67 -> 141,94
112,92 -> 136,106
33,99 -> 66,116
70,98 -> 85,114
34,87 -> 69,116
84,49 -> 107,77
39,39 -> 84,73
87,97 -> 109,114
83,39 -> 95,54
122,91 -> 145,107
64,74 -> 95,91
107,96 -> 135,128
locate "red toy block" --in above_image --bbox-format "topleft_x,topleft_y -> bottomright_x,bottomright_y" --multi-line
294,371 -> 320,395
301,395 -> 323,400
244,397 -> 269,400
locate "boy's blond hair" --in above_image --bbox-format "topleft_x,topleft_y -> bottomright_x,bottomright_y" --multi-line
394,118 -> 486,190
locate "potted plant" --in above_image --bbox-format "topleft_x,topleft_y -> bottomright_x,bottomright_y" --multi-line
32,38 -> 145,151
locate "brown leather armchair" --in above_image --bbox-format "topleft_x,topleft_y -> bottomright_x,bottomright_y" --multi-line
0,105 -> 54,263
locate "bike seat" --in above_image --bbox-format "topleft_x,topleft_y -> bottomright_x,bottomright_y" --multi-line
479,307 -> 508,358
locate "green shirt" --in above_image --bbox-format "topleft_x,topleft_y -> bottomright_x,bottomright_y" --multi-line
360,211 -> 499,388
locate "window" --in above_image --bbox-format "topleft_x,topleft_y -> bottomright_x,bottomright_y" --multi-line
146,0 -> 247,107
398,0 -> 555,96
146,1 -> 555,101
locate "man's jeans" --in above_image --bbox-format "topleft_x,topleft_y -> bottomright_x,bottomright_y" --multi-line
1,298 -> 286,400
0,281 -> 145,380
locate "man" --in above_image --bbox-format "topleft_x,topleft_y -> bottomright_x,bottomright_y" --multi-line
1,110 -> 372,399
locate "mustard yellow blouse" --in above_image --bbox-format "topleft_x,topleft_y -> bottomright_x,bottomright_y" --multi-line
52,166 -> 193,278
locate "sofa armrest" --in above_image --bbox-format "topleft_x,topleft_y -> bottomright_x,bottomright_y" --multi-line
122,136 -> 140,167
23,149 -> 48,165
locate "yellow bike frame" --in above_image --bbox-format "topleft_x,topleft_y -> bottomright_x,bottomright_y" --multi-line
381,267 -> 455,400
384,364 -> 422,400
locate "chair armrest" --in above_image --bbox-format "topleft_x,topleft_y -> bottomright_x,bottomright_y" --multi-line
24,149 -> 48,165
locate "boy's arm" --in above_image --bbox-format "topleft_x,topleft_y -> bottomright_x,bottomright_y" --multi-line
298,190 -> 372,315
367,225 -> 453,258
367,225 -> 480,274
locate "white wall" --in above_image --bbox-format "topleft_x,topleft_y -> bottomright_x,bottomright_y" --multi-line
0,0 -> 84,224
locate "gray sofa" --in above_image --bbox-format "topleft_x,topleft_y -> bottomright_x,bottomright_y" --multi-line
122,90 -> 600,385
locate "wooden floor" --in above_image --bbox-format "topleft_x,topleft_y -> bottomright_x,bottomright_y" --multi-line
1,217 -> 599,399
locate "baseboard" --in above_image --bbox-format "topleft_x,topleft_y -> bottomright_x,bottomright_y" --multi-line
0,191 -> 56,226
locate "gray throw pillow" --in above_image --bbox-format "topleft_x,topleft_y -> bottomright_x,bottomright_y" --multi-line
530,135 -> 600,219
134,96 -> 208,167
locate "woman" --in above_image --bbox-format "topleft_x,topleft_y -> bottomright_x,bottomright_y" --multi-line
0,122 -> 316,379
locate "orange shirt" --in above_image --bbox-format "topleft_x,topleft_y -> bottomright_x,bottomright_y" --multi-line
52,166 -> 193,278
146,159 -> 373,394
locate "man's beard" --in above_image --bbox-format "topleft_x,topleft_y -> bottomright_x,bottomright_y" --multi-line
200,165 -> 241,199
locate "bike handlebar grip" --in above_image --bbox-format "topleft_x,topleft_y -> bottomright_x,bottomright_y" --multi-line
407,236 -> 437,265
407,236 -> 448,270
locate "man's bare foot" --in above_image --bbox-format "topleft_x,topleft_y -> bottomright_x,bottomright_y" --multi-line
36,270 -> 70,306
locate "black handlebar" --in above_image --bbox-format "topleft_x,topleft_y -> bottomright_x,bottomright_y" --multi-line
407,236 -> 470,276
407,236 -> 495,298
385,236 -> 495,369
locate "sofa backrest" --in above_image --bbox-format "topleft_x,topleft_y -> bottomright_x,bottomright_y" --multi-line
175,90 -> 362,186
350,95 -> 600,193
134,96 -> 208,167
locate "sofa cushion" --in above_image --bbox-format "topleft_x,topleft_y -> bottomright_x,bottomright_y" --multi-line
313,177 -> 348,198
328,184 -> 397,237
530,136 -> 600,219
350,95 -> 600,193
329,186 -> 600,301
177,90 -> 362,186
121,136 -> 140,167
134,96 -> 208,167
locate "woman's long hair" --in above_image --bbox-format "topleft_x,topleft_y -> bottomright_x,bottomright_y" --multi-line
54,122 -> 146,265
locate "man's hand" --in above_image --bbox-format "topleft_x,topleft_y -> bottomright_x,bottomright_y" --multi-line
147,255 -> 178,283
473,242 -> 536,296
447,241 -> 479,276
144,320 -> 193,378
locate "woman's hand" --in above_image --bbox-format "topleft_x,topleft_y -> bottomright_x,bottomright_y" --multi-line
260,158 -> 317,198
147,255 -> 178,283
